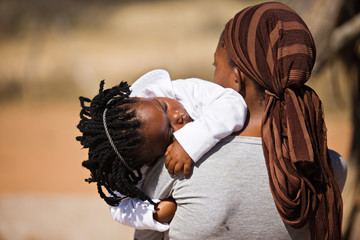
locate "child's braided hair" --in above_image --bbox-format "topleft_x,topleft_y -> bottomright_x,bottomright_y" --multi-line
76,80 -> 153,206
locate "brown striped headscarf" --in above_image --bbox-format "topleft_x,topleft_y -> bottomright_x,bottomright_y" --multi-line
223,2 -> 342,239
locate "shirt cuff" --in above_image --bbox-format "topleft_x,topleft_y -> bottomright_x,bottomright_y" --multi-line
173,121 -> 215,162
110,198 -> 170,232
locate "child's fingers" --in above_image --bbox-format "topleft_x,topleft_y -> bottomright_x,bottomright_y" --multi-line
164,152 -> 173,169
164,155 -> 171,169
183,164 -> 191,178
173,163 -> 183,176
166,159 -> 176,176
165,143 -> 173,156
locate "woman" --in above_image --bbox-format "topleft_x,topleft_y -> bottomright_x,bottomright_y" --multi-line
135,2 -> 345,240
214,2 -> 343,239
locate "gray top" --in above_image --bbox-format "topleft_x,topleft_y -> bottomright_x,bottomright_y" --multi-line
135,136 -> 347,240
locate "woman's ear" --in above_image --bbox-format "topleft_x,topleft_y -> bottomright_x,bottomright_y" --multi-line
233,67 -> 244,92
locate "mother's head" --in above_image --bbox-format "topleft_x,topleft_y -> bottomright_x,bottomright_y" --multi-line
216,2 -> 315,96
77,81 -> 190,205
214,2 -> 342,239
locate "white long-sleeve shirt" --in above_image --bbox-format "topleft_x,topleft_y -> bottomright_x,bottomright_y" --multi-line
110,69 -> 247,231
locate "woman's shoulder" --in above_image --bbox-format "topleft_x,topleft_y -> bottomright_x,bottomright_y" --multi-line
328,149 -> 347,192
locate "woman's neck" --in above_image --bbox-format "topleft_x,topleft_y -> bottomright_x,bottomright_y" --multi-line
236,81 -> 265,137
237,109 -> 262,137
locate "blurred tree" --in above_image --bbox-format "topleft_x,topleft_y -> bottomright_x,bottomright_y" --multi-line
0,0 -> 162,35
284,0 -> 360,239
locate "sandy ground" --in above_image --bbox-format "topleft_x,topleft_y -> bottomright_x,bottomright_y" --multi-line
0,102 -> 353,239
0,194 -> 134,240
0,103 -> 135,239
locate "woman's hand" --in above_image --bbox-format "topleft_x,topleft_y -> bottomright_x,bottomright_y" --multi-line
153,197 -> 177,224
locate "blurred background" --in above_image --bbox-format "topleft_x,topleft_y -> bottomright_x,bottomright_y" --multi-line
0,0 -> 358,239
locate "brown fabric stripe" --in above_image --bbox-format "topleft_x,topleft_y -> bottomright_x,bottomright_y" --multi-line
278,44 -> 314,60
269,21 -> 312,48
268,21 -> 313,76
228,6 -> 260,82
247,2 -> 295,77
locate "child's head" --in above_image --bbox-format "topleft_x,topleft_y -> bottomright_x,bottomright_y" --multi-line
77,80 -> 191,205
132,97 -> 192,166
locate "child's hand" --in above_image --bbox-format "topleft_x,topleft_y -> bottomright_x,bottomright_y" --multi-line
164,139 -> 194,178
153,197 -> 177,223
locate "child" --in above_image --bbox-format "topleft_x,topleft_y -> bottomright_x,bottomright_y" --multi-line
130,69 -> 247,178
77,69 -> 247,231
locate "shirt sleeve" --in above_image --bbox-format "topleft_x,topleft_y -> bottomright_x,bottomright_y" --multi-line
172,79 -> 247,162
109,198 -> 170,232
108,166 -> 169,232
328,149 -> 347,192
129,69 -> 175,98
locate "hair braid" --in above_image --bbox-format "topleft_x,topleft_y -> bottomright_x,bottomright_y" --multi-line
77,80 -> 154,206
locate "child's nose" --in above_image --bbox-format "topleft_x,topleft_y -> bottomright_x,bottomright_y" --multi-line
169,111 -> 185,131
176,112 -> 185,123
